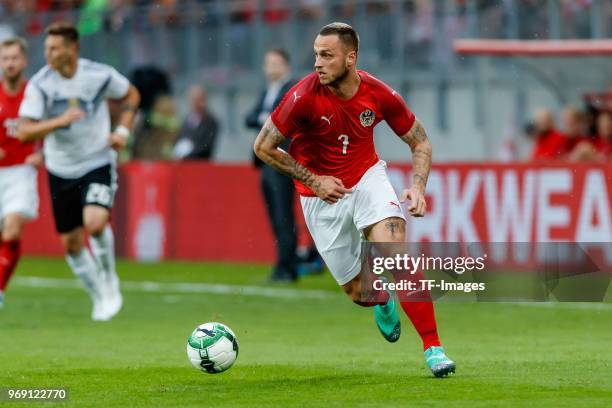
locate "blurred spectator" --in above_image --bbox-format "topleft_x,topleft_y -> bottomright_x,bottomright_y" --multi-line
130,65 -> 172,115
132,95 -> 180,160
591,111 -> 612,160
562,105 -> 612,162
530,108 -> 567,160
561,106 -> 591,161
298,0 -> 323,19
149,0 -> 179,26
172,85 -> 219,160
245,48 -> 298,283
78,0 -> 109,36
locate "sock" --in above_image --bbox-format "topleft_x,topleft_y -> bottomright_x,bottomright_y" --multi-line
359,288 -> 390,307
394,269 -> 441,351
355,269 -> 390,307
0,240 -> 22,291
66,248 -> 101,302
89,225 -> 116,280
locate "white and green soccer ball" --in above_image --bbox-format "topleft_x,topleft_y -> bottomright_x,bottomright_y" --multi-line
187,322 -> 239,373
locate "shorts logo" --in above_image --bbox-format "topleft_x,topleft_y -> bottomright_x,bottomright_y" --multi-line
85,183 -> 113,207
359,109 -> 375,127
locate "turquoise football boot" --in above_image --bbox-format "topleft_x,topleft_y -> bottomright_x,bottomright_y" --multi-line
373,296 -> 401,342
424,346 -> 456,377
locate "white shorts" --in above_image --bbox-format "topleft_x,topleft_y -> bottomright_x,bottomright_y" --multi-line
0,164 -> 39,223
300,161 -> 405,286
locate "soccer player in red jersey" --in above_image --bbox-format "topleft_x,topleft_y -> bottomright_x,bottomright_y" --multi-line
0,38 -> 42,308
254,22 -> 455,377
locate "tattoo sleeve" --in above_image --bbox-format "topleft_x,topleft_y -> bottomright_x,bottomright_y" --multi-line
399,119 -> 432,193
254,119 -> 319,190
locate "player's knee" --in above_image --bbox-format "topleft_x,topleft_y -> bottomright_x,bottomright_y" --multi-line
1,225 -> 22,241
84,218 -> 106,237
2,229 -> 20,242
60,230 -> 84,255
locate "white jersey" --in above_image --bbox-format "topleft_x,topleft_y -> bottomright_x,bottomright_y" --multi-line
19,58 -> 129,178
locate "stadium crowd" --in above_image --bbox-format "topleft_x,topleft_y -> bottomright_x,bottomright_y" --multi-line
1,1 -> 606,38
527,98 -> 612,162
1,0 -> 609,164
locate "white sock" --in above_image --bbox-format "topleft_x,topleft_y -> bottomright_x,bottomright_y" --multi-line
90,225 -> 117,281
66,249 -> 101,302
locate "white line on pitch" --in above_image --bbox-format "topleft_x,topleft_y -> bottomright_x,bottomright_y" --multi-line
13,276 -> 335,299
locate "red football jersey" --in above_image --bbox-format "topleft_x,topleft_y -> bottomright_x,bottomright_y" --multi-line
531,130 -> 568,160
271,70 -> 415,196
0,81 -> 34,167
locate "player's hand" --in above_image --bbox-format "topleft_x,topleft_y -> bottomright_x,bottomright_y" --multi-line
25,152 -> 44,168
0,147 -> 4,160
59,107 -> 85,127
312,175 -> 352,204
400,186 -> 427,217
109,133 -> 127,151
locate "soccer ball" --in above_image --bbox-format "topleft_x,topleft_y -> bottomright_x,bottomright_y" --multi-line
186,322 -> 239,373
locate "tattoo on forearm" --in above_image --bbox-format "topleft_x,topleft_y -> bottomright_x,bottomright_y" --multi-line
400,120 -> 432,191
400,120 -> 428,149
258,121 -> 318,188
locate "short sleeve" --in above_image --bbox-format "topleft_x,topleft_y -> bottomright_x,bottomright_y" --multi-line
380,88 -> 415,136
104,66 -> 130,99
270,82 -> 309,137
19,82 -> 46,120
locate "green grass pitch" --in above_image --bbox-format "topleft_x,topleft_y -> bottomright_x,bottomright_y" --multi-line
1,258 -> 611,407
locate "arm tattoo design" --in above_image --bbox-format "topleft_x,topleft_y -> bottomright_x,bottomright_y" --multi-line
399,120 -> 432,192
257,121 -> 319,189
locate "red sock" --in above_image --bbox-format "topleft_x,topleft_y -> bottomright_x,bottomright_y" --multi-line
394,270 -> 441,351
359,287 -> 389,307
0,240 -> 21,291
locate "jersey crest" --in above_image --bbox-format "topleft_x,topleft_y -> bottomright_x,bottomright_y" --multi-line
359,109 -> 375,127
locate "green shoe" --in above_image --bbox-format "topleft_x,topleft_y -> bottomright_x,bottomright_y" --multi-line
424,346 -> 456,377
373,297 -> 401,342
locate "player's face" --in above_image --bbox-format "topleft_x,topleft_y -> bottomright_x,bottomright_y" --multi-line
0,44 -> 27,82
313,34 -> 356,86
44,35 -> 76,71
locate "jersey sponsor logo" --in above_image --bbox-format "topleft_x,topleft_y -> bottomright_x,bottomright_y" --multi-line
359,109 -> 375,127
321,115 -> 333,125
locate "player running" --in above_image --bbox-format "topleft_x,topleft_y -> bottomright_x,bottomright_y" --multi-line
0,38 -> 43,309
254,22 -> 455,377
17,22 -> 140,321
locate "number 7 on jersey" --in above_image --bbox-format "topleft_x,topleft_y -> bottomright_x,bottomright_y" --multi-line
338,134 -> 349,155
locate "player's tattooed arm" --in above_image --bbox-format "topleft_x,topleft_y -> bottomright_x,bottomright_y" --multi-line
254,118 -> 318,188
254,118 -> 351,204
397,118 -> 432,217
399,118 -> 432,193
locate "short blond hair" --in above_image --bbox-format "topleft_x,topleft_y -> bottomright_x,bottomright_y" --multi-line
1,37 -> 28,55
